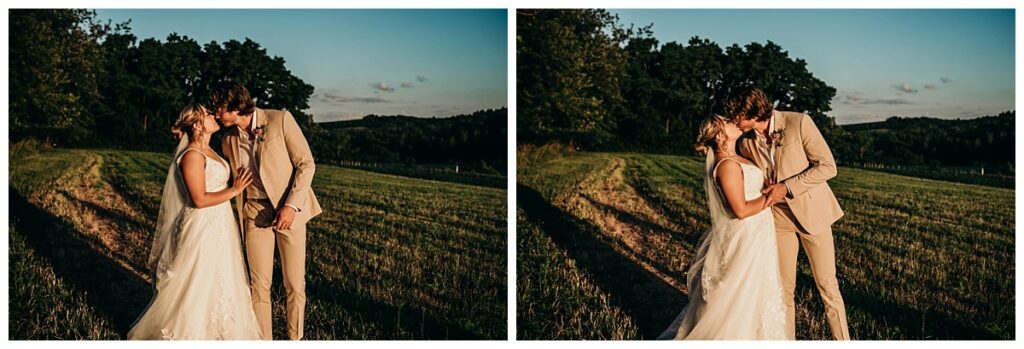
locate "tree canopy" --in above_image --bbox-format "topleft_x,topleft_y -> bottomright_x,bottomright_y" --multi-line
10,9 -> 315,151
517,9 -> 839,153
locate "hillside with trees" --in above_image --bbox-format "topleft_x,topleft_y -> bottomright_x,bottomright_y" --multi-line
312,108 -> 508,173
835,111 -> 1014,167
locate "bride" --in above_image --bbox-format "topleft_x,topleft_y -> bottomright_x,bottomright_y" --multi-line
659,114 -> 787,340
128,104 -> 261,340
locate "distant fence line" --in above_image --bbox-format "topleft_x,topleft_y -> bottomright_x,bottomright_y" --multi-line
843,162 -> 1014,177
839,161 -> 1014,189
327,160 -> 507,189
333,160 -> 458,173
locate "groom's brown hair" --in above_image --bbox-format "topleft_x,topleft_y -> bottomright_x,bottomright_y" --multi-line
208,81 -> 256,116
724,85 -> 773,122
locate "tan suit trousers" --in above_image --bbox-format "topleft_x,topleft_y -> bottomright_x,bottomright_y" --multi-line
773,204 -> 850,340
244,198 -> 306,340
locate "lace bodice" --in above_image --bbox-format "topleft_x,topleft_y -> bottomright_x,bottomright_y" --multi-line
177,148 -> 230,193
738,162 -> 765,201
714,158 -> 765,201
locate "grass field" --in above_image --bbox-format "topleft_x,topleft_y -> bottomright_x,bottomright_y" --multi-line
517,151 -> 1014,340
9,148 -> 507,340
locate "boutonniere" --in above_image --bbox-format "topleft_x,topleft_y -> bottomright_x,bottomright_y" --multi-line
253,124 -> 267,143
767,129 -> 783,147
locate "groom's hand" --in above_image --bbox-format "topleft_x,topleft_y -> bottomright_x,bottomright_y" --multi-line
273,206 -> 296,230
761,183 -> 788,206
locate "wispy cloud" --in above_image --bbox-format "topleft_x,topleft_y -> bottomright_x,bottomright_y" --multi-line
892,82 -> 918,93
337,96 -> 392,103
940,77 -> 953,84
319,90 -> 343,103
318,89 -> 393,104
401,82 -> 414,88
416,75 -> 430,83
842,94 -> 914,105
924,83 -> 937,90
370,82 -> 395,92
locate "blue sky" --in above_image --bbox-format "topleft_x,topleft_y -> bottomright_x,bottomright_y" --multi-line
612,9 -> 1015,124
95,9 -> 508,122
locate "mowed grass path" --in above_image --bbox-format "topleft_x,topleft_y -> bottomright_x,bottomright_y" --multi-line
517,151 -> 1013,340
9,148 -> 506,340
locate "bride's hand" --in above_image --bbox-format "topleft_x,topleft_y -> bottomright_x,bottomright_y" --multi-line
232,168 -> 254,195
761,183 -> 787,207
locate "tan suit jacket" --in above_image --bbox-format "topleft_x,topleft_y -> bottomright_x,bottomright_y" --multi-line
738,110 -> 844,234
222,107 -> 323,234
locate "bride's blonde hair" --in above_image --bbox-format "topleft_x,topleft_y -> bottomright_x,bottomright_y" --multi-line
171,103 -> 207,141
695,114 -> 728,155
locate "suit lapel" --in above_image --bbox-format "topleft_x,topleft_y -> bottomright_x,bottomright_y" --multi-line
254,108 -> 277,204
254,108 -> 263,163
771,111 -> 784,178
254,108 -> 268,183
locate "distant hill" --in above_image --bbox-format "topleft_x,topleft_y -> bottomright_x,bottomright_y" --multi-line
309,108 -> 507,175
831,111 -> 1014,172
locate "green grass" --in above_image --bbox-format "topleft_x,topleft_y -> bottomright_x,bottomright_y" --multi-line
517,151 -> 1014,340
8,224 -> 120,340
9,148 -> 507,340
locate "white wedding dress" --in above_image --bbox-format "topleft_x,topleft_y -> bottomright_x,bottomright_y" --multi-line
128,143 -> 261,340
658,155 -> 787,340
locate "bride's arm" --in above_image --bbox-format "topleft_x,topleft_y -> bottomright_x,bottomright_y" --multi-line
716,160 -> 769,219
180,151 -> 253,208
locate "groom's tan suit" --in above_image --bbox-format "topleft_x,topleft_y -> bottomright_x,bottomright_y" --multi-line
223,107 -> 322,340
738,110 -> 849,340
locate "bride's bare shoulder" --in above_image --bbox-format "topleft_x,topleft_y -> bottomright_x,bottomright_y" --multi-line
178,148 -> 206,168
713,157 -> 743,177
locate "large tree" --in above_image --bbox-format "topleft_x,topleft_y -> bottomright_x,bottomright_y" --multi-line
720,41 -> 837,128
200,38 -> 315,126
9,9 -> 111,145
517,9 -> 632,148
652,37 -> 727,152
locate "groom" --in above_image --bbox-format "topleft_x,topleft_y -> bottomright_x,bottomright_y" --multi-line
209,81 -> 322,340
725,86 -> 849,340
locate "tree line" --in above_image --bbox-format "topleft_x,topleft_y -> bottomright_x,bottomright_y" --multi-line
517,9 -> 838,153
10,10 -> 315,151
832,111 -> 1014,171
9,9 -> 507,169
517,9 -> 1014,171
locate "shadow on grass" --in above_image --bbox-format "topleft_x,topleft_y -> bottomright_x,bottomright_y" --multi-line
842,283 -> 1005,339
303,263 -> 482,340
577,193 -> 690,288
518,184 -> 687,339
790,262 -> 1005,339
9,187 -> 151,339
63,194 -> 151,273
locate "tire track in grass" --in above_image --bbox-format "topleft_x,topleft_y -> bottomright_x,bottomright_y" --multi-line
572,156 -> 688,294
